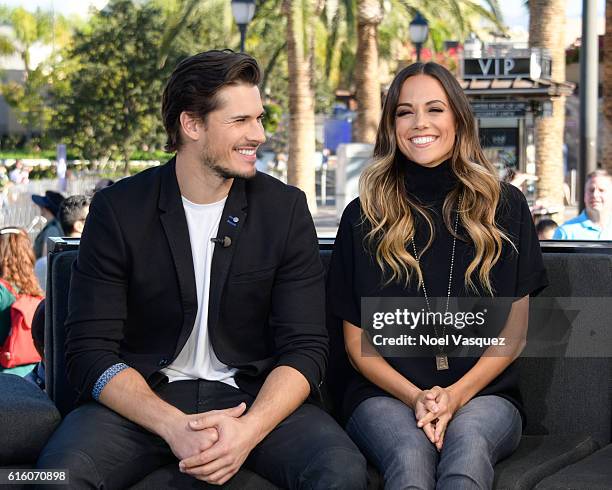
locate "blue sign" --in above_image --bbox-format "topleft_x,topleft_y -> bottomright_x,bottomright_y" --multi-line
324,119 -> 352,154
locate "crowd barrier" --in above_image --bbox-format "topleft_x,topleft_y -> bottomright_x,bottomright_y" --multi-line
1,238 -> 611,489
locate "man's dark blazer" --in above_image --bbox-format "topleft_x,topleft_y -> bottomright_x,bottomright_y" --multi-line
65,158 -> 328,403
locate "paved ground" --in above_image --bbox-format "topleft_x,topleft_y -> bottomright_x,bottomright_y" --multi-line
313,205 -> 339,237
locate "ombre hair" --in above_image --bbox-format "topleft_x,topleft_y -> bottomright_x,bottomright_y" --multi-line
0,227 -> 43,297
359,62 -> 514,295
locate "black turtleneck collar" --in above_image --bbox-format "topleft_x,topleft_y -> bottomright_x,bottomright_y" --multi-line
399,153 -> 458,203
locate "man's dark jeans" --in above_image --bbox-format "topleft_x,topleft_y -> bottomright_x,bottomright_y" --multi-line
36,379 -> 367,489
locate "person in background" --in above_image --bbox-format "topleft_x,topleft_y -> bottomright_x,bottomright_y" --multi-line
31,190 -> 65,259
9,160 -> 27,184
536,219 -> 558,240
553,170 -> 612,240
504,167 -> 538,191
0,227 -> 44,377
35,195 -> 91,292
93,178 -> 115,194
58,195 -> 91,239
0,167 -> 11,210
24,300 -> 46,390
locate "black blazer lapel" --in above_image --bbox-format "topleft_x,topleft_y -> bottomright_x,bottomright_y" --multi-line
208,178 -> 248,361
158,158 -> 198,357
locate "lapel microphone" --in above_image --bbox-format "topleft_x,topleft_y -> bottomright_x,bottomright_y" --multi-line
211,236 -> 232,248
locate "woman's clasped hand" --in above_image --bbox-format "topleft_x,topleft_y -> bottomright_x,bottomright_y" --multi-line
415,386 -> 461,451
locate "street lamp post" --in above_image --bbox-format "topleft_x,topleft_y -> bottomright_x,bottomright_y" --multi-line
579,0 -> 599,210
231,0 -> 256,53
409,12 -> 429,62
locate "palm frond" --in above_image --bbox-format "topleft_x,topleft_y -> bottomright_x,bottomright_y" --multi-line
157,0 -> 200,69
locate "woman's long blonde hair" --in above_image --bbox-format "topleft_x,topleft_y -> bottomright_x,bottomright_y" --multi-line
359,62 -> 513,295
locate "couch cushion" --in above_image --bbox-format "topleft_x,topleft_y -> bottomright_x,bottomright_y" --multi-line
493,434 -> 599,490
518,357 -> 612,446
540,253 -> 612,298
0,374 -> 60,465
535,443 -> 612,489
518,253 -> 612,445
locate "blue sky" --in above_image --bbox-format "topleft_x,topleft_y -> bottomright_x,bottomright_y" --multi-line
499,0 -> 604,30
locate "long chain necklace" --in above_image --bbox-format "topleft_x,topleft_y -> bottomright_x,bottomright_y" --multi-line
410,197 -> 461,371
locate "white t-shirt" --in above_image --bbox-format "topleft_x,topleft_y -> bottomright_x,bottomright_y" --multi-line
161,196 -> 238,387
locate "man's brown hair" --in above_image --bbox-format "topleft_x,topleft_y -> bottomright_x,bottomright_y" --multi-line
161,50 -> 261,152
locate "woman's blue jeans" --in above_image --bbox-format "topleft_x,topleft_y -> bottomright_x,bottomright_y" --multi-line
346,394 -> 522,490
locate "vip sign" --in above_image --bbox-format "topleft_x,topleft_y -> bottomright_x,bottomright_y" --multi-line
463,57 -> 536,79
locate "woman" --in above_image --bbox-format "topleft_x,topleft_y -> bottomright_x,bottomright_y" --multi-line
327,62 -> 548,489
0,227 -> 44,376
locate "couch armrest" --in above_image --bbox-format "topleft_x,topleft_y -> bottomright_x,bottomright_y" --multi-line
0,373 -> 60,465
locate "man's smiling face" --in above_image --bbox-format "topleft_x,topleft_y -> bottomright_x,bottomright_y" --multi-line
197,83 -> 266,179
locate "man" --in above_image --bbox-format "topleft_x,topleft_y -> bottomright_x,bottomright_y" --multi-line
35,195 -> 91,292
37,50 -> 366,489
554,170 -> 612,240
31,190 -> 65,259
58,195 -> 91,238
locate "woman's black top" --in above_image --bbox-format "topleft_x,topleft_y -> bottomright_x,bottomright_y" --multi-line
327,157 -> 549,424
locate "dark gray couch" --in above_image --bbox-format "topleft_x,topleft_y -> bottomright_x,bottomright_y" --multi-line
2,239 -> 611,489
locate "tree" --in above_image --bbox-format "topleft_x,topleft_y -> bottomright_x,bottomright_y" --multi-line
283,0 -> 318,212
2,66 -> 53,147
0,7 -> 68,145
603,0 -> 612,173
353,0 -> 383,143
325,0 -> 505,144
52,0 -> 171,171
155,0 -> 234,70
529,0 -> 567,213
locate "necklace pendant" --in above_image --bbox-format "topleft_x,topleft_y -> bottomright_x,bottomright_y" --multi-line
436,354 -> 449,371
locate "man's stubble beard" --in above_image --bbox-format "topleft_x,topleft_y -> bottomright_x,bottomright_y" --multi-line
200,144 -> 257,180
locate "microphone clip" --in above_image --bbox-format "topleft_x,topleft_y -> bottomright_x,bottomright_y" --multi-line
211,236 -> 232,248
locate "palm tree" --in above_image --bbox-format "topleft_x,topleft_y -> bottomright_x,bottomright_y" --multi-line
353,0 -> 383,143
603,0 -> 612,173
327,0 -> 505,144
529,0 -> 567,213
156,0 -> 506,211
283,0 -> 318,212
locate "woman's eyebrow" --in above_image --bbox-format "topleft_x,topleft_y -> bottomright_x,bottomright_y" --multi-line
426,99 -> 447,106
396,99 -> 447,109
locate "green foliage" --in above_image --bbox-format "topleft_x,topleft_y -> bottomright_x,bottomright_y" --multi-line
323,0 -> 506,94
0,6 -> 70,144
0,149 -> 58,159
263,103 -> 282,134
51,0 -> 172,164
0,0 -> 510,160
1,66 -> 53,147
27,166 -> 55,180
156,0 -> 234,69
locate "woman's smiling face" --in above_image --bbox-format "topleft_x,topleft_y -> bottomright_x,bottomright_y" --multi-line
394,74 -> 456,168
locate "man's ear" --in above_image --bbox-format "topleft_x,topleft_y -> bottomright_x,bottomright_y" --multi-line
179,112 -> 203,143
